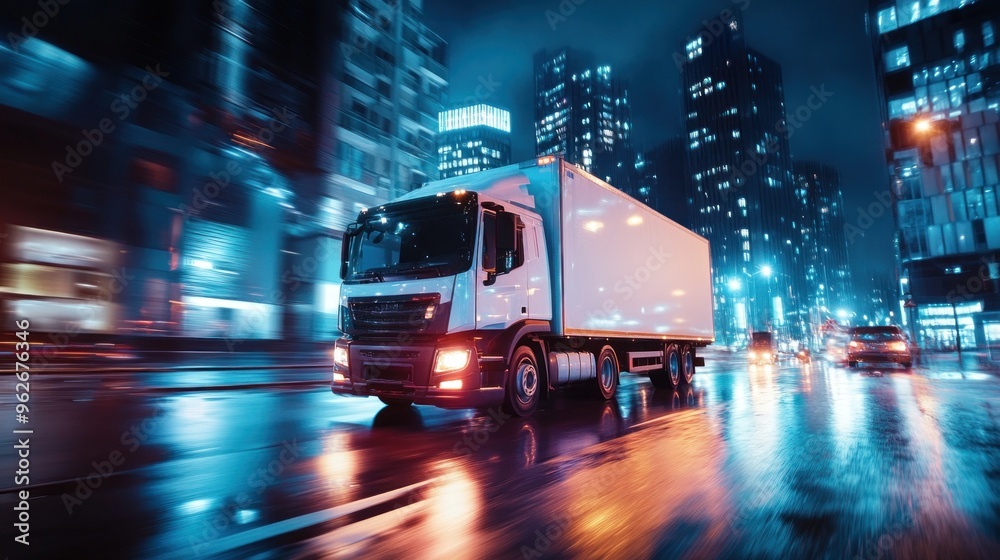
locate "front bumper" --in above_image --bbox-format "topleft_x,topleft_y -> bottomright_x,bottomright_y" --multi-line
332,382 -> 505,408
330,337 -> 506,409
847,351 -> 911,364
748,352 -> 776,365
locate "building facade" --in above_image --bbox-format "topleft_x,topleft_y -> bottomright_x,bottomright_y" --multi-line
534,47 -> 635,191
636,138 -> 692,227
681,14 -> 806,346
437,104 -> 511,178
792,161 -> 854,336
0,0 -> 332,341
868,0 -> 1000,350
322,0 -> 448,228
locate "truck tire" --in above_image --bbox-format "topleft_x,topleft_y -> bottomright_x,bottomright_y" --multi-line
378,397 -> 413,407
665,344 -> 681,387
649,343 -> 674,388
680,345 -> 695,384
596,345 -> 619,399
505,345 -> 540,417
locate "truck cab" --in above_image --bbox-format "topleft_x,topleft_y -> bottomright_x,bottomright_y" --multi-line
333,188 -> 548,411
748,331 -> 777,365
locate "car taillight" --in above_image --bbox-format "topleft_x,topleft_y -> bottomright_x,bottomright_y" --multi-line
889,341 -> 907,352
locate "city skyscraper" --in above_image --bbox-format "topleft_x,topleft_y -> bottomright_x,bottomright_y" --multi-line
636,138 -> 692,227
534,47 -> 635,190
793,161 -> 853,325
321,0 -> 448,231
437,104 -> 512,178
681,13 -> 805,345
868,0 -> 1000,350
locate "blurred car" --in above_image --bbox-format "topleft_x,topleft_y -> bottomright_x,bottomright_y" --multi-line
824,332 -> 851,366
796,348 -> 812,363
847,326 -> 912,369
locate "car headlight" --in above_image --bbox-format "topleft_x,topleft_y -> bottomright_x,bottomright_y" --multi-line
434,349 -> 471,373
889,341 -> 907,352
334,346 -> 349,368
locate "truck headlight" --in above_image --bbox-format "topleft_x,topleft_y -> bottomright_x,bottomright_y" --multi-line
334,346 -> 349,369
434,349 -> 471,373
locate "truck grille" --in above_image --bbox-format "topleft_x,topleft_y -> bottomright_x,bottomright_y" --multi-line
349,294 -> 440,334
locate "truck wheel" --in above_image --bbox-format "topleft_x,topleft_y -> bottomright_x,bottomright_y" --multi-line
680,345 -> 695,384
505,345 -> 540,417
378,397 -> 413,407
596,346 -> 619,399
665,344 -> 681,387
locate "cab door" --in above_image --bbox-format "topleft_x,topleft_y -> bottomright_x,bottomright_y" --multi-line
476,209 -> 529,330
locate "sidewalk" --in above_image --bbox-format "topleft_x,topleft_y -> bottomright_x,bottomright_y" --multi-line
912,349 -> 999,372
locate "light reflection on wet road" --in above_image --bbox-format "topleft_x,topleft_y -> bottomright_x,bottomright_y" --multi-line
2,353 -> 999,559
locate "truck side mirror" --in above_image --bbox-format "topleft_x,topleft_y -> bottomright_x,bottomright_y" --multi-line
340,224 -> 357,280
482,212 -> 498,284
496,212 -> 518,275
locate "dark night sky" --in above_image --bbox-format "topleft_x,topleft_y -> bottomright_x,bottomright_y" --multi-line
424,0 -> 895,288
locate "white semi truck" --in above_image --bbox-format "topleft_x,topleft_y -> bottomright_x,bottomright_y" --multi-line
332,157 -> 714,416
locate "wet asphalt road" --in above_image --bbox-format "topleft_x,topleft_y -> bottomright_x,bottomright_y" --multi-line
2,352 -> 1000,559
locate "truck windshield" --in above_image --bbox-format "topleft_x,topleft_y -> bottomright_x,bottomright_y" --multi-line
750,332 -> 773,347
343,194 -> 478,283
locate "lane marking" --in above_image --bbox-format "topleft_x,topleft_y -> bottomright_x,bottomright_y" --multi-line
291,499 -> 431,557
176,478 -> 435,559
629,408 -> 707,430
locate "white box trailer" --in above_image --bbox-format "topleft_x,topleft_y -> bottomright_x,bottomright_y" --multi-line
332,157 -> 715,416
540,162 -> 714,340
